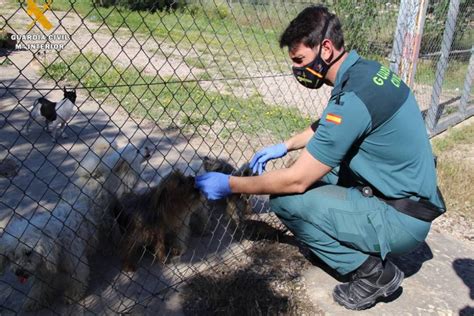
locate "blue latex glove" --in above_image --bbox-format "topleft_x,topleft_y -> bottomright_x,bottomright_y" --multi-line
249,143 -> 287,175
195,172 -> 232,200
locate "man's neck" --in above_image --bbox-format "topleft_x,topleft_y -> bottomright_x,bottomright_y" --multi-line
326,50 -> 348,86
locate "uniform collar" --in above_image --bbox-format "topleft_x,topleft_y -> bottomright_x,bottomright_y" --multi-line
334,50 -> 360,87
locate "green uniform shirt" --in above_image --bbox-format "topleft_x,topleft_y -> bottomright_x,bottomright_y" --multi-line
307,50 -> 444,209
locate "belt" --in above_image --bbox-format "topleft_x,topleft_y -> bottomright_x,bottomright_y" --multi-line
357,186 -> 445,222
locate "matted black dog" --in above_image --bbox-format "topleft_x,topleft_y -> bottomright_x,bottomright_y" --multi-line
202,157 -> 253,228
112,170 -> 207,272
25,87 -> 77,141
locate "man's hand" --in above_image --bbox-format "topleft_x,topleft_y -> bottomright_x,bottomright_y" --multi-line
195,172 -> 231,200
249,143 -> 287,175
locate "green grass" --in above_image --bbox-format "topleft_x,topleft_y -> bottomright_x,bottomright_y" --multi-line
432,122 -> 474,152
184,56 -> 206,70
50,0 -> 290,62
415,59 -> 470,91
432,122 -> 474,218
41,52 -> 311,138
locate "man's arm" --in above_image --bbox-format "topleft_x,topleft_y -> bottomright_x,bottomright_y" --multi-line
249,124 -> 316,175
284,126 -> 316,152
230,148 -> 331,195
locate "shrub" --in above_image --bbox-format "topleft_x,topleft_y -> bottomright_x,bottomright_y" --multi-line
186,0 -> 230,20
421,0 -> 473,54
0,30 -> 16,49
93,0 -> 186,11
331,0 -> 393,58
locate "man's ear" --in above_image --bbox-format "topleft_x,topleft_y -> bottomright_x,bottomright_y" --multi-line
320,39 -> 334,63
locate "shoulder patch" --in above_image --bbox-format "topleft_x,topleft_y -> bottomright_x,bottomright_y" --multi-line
326,113 -> 342,125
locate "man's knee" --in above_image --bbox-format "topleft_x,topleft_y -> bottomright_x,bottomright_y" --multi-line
269,193 -> 316,223
269,194 -> 297,219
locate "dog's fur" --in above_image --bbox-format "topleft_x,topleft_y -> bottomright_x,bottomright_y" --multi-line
112,170 -> 206,272
202,157 -> 253,227
25,87 -> 77,141
0,139 -> 150,311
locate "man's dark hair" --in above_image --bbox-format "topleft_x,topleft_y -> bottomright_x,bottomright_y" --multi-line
280,5 -> 344,51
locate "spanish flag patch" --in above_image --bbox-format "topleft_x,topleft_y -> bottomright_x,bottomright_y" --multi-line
326,113 -> 342,125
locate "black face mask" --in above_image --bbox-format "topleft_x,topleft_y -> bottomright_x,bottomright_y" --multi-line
292,19 -> 345,89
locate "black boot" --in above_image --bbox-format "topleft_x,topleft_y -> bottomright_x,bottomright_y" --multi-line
333,255 -> 404,310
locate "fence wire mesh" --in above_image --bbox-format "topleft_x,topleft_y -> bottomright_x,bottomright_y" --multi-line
416,0 -> 473,133
0,0 -> 472,314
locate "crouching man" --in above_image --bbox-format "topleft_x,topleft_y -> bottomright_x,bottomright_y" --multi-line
196,5 -> 445,310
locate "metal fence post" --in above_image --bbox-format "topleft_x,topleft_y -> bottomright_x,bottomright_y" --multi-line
459,46 -> 474,118
425,0 -> 460,135
389,0 -> 408,74
389,0 -> 428,88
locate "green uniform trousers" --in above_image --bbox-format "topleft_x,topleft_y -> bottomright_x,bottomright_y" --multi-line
269,170 -> 431,275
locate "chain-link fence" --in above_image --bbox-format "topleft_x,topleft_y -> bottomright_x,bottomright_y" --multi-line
388,0 -> 473,134
418,0 -> 473,135
0,0 -> 472,314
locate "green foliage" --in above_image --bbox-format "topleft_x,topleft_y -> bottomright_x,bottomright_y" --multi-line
187,0 -> 231,19
333,0 -> 377,53
330,0 -> 397,57
92,0 -> 186,11
421,0 -> 473,54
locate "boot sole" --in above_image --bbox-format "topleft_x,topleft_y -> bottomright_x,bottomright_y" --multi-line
333,268 -> 405,310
